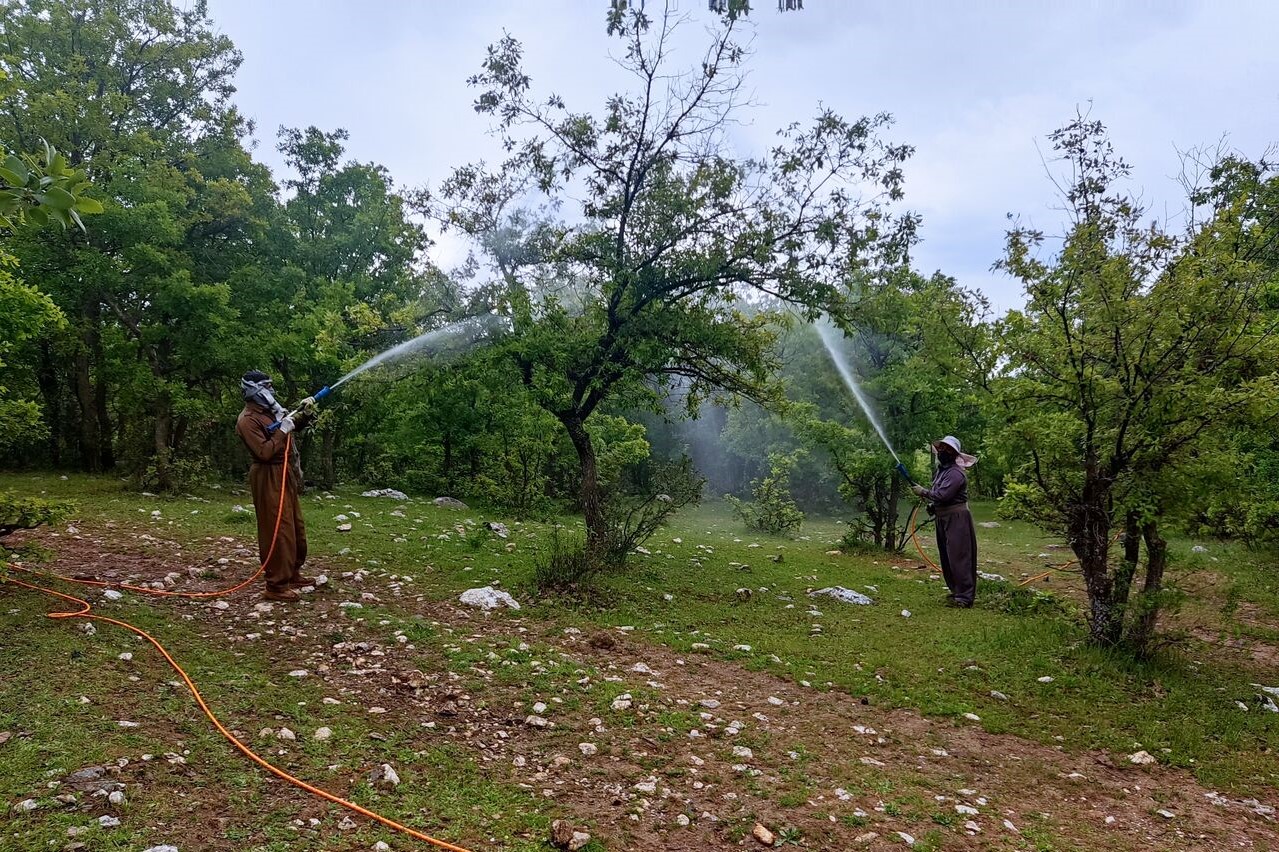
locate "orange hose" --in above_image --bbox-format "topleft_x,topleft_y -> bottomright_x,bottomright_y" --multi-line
2,433 -> 475,852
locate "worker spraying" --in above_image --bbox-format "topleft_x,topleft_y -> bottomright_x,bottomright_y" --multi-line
910,436 -> 979,608
235,371 -> 319,602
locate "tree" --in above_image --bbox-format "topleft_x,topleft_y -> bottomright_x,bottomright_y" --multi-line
1,0 -> 243,472
974,116 -> 1277,652
438,3 -> 914,557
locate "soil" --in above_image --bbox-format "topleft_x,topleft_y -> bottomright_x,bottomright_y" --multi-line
6,523 -> 1277,851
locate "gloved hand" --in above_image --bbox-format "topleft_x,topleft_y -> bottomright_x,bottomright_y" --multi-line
277,416 -> 296,435
911,484 -> 928,499
298,396 -> 317,414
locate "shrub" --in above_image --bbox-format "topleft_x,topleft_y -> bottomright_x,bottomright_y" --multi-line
727,451 -> 805,536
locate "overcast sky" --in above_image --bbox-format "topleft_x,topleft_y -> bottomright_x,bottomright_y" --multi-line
206,0 -> 1278,309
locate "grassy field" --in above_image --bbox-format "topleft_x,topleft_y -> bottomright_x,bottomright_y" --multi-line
2,472 -> 1277,850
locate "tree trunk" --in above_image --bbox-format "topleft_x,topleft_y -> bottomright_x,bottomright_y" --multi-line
1127,521 -> 1169,655
37,341 -> 61,465
1073,498 -> 1121,645
73,344 -> 100,472
319,425 -> 337,490
886,476 -> 903,551
561,414 -> 607,556
153,409 -> 173,491
442,432 -> 454,492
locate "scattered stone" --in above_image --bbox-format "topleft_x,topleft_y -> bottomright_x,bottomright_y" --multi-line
141,846 -> 179,852
118,652 -> 133,662
117,721 -> 140,728
1038,676 -> 1054,683
964,820 -> 981,833
978,521 -> 1001,528
369,763 -> 400,789
484,521 -> 510,538
854,832 -> 880,844
752,824 -> 775,846
859,756 -> 886,767
732,746 -> 754,759
955,804 -> 978,815
277,728 -> 296,741
675,814 -> 690,827
611,693 -> 634,711
897,832 -> 916,846
338,815 -> 358,831
107,790 -> 126,806
1128,750 -> 1157,765
288,670 -> 309,678
990,690 -> 1009,701
631,662 -> 654,675
962,713 -> 981,722
533,701 -> 548,714
313,727 -> 333,741
699,698 -> 721,709
372,843 -> 391,852
362,488 -> 408,500
1191,545 -> 1207,553
337,523 -> 353,532
810,586 -> 874,605
978,571 -> 1006,581
103,590 -> 123,602
1002,819 -> 1019,833
578,742 -> 598,756
98,815 -> 121,828
733,644 -> 752,652
633,779 -> 658,795
767,696 -> 785,706
0,731 -> 10,746
13,799 -> 37,813
525,715 -> 550,728
458,586 -> 520,611
1157,809 -> 1176,819
433,497 -> 468,510
550,820 -> 591,850
901,609 -> 911,618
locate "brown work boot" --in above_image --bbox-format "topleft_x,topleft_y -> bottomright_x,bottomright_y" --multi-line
262,588 -> 301,602
284,575 -> 317,589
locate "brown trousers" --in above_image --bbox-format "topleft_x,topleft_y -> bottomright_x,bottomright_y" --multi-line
935,503 -> 977,605
249,461 -> 307,591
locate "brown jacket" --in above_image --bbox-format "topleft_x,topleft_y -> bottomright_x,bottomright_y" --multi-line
235,403 -> 312,479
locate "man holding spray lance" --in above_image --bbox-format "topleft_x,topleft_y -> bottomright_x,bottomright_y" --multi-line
902,436 -> 979,608
235,371 -> 324,602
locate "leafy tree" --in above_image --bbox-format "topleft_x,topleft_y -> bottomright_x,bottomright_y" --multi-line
727,450 -> 805,535
438,5 -> 914,556
972,116 -> 1278,652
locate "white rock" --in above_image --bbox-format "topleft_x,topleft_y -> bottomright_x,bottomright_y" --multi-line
901,609 -> 912,618
338,815 -> 358,830
108,790 -> 126,805
288,669 -> 309,678
1038,676 -> 1054,683
964,820 -> 981,833
631,663 -> 654,675
277,728 -> 296,741
362,489 -> 408,500
578,742 -> 598,756
1191,545 -> 1207,553
337,523 -> 353,532
103,589 -> 123,602
732,745 -> 754,759
1002,819 -> 1019,833
955,804 -> 978,815
525,715 -> 550,728
633,778 -> 658,794
13,799 -> 37,813
118,652 -> 133,662
98,815 -> 121,828
117,720 -> 140,728
897,832 -> 916,846
458,586 -> 521,611
611,693 -> 633,711
141,846 -> 180,852
962,713 -> 981,722
675,814 -> 690,827
810,586 -> 874,605
313,727 -> 333,741
733,644 -> 752,652
372,843 -> 392,852
371,764 -> 400,789
1128,750 -> 1157,765
1157,809 -> 1176,819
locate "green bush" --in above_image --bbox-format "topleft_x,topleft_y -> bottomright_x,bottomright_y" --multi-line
726,451 -> 805,536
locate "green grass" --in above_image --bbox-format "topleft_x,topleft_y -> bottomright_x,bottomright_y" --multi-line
3,471 -> 1279,848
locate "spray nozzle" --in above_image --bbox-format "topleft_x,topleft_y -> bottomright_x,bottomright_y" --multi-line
894,461 -> 916,486
268,385 -> 333,433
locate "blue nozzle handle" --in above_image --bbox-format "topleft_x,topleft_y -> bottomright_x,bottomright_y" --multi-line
895,461 -> 916,486
267,385 -> 333,432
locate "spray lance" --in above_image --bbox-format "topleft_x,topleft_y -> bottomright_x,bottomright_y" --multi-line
267,385 -> 334,433
894,461 -> 917,487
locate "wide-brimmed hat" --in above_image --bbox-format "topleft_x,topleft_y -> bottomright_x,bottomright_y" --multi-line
933,435 -> 978,469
